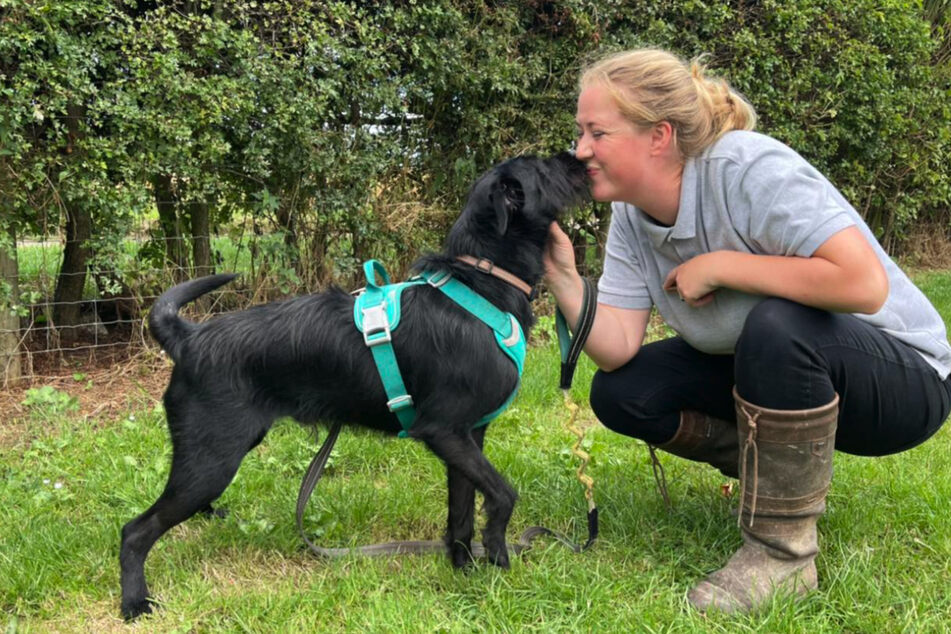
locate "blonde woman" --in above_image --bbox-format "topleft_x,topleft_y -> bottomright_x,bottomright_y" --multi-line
544,48 -> 951,613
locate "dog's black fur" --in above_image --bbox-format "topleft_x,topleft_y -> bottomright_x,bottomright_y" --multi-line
119,153 -> 588,620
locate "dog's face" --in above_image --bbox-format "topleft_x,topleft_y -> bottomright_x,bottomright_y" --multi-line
480,152 -> 590,235
446,153 -> 589,263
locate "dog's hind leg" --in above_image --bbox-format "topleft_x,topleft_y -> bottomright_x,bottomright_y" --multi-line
444,425 -> 486,568
119,447 -> 245,620
119,405 -> 267,620
412,422 -> 516,569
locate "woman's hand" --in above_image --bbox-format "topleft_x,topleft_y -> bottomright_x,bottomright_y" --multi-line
543,222 -> 579,292
544,222 -> 651,371
663,253 -> 720,307
663,229 -> 889,314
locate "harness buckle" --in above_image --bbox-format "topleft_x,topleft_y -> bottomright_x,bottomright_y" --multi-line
362,302 -> 392,347
501,314 -> 521,347
387,395 -> 414,412
426,270 -> 451,288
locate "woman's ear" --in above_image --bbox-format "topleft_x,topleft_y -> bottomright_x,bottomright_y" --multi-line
650,121 -> 676,155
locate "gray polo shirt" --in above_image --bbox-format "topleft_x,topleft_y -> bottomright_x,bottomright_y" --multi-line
598,129 -> 951,379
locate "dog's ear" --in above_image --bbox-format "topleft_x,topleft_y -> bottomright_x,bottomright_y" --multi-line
491,177 -> 524,235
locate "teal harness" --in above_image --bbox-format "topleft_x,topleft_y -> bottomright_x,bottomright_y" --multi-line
353,260 -> 526,438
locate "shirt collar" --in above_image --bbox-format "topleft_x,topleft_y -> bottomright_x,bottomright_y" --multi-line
638,158 -> 697,249
671,159 -> 697,240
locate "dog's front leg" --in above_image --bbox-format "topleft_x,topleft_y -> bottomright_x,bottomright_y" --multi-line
444,425 -> 487,568
446,465 -> 476,568
412,422 -> 516,569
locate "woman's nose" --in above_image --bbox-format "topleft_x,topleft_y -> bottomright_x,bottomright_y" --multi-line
574,133 -> 593,160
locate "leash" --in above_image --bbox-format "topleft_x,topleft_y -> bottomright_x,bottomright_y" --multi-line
295,272 -> 599,558
294,420 -> 594,558
553,276 -> 599,552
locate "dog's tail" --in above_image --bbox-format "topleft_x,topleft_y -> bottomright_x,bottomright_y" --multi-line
148,274 -> 238,362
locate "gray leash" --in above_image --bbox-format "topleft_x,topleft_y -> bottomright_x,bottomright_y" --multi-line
294,420 -> 582,557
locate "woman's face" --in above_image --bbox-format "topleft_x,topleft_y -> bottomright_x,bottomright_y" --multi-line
575,84 -> 655,204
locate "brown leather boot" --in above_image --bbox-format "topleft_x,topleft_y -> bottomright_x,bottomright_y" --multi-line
657,410 -> 739,478
687,388 -> 838,613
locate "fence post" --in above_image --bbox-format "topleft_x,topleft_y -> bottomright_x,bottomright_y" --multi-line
1,228 -> 21,385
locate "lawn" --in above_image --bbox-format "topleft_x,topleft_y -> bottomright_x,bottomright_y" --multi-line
14,235 -> 271,300
1,272 -> 950,633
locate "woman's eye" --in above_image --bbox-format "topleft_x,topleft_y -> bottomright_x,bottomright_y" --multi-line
576,128 -> 605,139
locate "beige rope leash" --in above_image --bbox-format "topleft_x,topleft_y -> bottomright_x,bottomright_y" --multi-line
563,389 -> 596,513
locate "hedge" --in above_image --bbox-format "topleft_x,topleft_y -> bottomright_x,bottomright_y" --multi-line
1,0 -> 948,318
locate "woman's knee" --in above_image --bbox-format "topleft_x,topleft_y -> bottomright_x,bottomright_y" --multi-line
589,369 -> 627,431
590,337 -> 737,440
737,299 -> 828,364
735,298 -> 835,407
589,369 -> 678,442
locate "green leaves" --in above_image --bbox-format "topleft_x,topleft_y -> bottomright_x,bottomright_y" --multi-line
20,386 -> 79,415
1,0 -> 948,292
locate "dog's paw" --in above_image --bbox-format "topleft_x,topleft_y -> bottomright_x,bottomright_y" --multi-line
121,596 -> 156,621
199,504 -> 229,519
484,542 -> 510,569
448,540 -> 477,569
491,552 -> 511,569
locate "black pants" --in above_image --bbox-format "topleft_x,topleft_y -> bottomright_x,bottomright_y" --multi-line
589,298 -> 951,456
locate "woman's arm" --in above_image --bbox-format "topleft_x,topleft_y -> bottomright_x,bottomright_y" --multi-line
544,223 -> 651,371
664,226 -> 889,314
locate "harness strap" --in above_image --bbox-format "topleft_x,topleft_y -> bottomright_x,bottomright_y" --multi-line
358,260 -> 420,437
421,269 -> 525,374
354,262 -> 526,439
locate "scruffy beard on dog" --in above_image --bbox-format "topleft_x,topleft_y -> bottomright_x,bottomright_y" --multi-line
119,153 -> 589,620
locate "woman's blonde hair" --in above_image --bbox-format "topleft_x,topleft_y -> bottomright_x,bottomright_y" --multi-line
580,48 -> 756,159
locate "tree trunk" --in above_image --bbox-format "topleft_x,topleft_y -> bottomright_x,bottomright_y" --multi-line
53,201 -> 93,345
53,103 -> 93,345
276,198 -> 301,278
1,228 -> 21,385
153,173 -> 188,282
188,201 -> 215,312
190,201 -> 213,277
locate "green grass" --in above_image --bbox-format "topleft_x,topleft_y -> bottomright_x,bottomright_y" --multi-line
2,273 -> 951,632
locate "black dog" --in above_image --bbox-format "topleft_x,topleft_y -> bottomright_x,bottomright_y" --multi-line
119,153 -> 589,620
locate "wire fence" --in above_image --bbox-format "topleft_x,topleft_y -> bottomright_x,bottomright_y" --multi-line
0,286 -> 246,386
2,218 -> 605,387
2,232 -> 302,386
